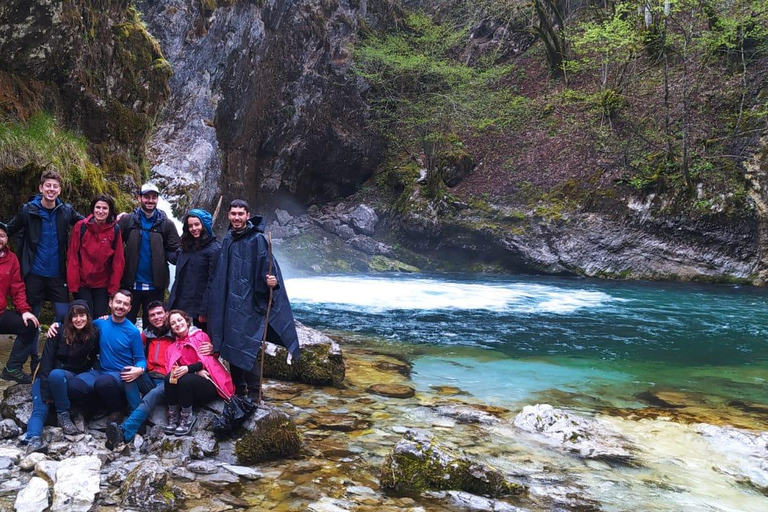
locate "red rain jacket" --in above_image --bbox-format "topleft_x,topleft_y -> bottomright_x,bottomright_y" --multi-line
0,249 -> 31,314
67,215 -> 125,295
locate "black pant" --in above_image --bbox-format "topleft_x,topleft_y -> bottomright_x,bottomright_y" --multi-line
0,310 -> 39,371
230,364 -> 261,398
127,288 -> 164,328
75,287 -> 109,319
68,374 -> 127,413
164,373 -> 219,408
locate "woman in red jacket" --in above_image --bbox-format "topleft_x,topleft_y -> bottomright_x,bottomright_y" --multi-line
67,195 -> 125,318
0,222 -> 40,383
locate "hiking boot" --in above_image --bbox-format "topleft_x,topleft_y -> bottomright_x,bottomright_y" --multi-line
25,436 -> 47,455
1,367 -> 31,384
105,422 -> 125,450
164,405 -> 180,434
174,407 -> 196,436
57,411 -> 79,435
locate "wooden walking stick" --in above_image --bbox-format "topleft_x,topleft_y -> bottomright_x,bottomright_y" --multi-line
257,232 -> 274,404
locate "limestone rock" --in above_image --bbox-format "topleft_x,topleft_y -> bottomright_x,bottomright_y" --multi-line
367,384 -> 415,399
235,407 -> 301,465
51,455 -> 101,512
0,418 -> 22,439
34,460 -> 59,484
696,424 -> 768,493
187,460 -> 217,475
427,490 -> 528,511
434,405 -> 501,425
14,476 -> 49,512
513,404 -> 636,464
380,429 -> 525,498
1,384 -> 33,427
348,204 -> 379,235
262,321 -> 345,386
221,464 -> 262,480
119,459 -> 176,512
19,452 -> 47,471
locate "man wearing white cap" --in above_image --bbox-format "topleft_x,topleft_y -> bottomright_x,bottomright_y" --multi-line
118,183 -> 180,326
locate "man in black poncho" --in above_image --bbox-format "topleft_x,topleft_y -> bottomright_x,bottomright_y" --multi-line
207,199 -> 300,400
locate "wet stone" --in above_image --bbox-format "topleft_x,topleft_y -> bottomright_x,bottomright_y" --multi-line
187,460 -> 217,475
219,492 -> 250,508
19,452 -> 46,471
0,418 -> 22,439
430,385 -> 465,396
310,414 -> 371,432
221,464 -> 262,480
0,456 -> 12,470
367,384 -> 415,399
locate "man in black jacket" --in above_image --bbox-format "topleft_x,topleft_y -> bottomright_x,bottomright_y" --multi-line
118,183 -> 180,327
5,169 -> 83,371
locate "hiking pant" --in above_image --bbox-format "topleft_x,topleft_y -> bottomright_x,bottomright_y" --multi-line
69,370 -> 141,412
0,310 -> 39,371
164,373 -> 218,408
122,378 -> 165,441
26,369 -> 77,439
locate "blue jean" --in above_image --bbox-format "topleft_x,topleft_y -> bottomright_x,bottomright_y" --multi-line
26,370 -> 77,440
74,370 -> 141,411
122,379 -> 165,441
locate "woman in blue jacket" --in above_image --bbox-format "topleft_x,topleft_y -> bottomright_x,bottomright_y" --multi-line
168,209 -> 220,331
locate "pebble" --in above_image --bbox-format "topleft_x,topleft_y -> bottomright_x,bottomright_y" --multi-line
366,384 -> 415,399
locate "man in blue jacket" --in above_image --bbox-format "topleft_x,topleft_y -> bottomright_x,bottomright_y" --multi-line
5,169 -> 83,373
207,199 -> 300,400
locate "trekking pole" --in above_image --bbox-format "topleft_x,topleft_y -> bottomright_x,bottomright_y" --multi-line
257,232 -> 274,404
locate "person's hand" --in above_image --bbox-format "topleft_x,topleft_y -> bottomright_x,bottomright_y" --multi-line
196,369 -> 210,380
199,342 -> 213,356
46,322 -> 60,338
22,312 -> 40,328
198,315 -> 207,324
99,315 -> 109,320
172,365 -> 189,380
266,274 -> 277,288
120,366 -> 144,382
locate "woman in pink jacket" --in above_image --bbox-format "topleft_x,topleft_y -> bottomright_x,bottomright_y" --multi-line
164,309 -> 234,435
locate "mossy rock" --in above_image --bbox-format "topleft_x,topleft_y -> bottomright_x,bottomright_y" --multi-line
380,429 -> 526,498
261,322 -> 345,386
235,407 -> 302,464
119,460 -> 176,512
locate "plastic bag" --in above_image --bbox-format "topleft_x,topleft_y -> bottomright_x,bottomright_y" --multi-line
212,394 -> 258,439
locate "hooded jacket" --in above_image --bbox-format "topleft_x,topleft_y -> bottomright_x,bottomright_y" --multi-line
165,327 -> 234,399
118,208 -> 180,291
142,326 -> 175,376
207,216 -> 300,373
0,248 -> 31,314
67,215 -> 125,294
167,209 -> 220,317
5,195 -> 84,278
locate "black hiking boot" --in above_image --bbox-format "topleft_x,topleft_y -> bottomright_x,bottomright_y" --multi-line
106,422 -> 125,450
1,367 -> 31,384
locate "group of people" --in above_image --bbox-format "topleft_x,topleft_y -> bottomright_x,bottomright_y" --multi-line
0,170 -> 301,454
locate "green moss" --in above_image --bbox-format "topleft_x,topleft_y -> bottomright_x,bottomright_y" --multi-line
235,413 -> 302,464
262,342 -> 346,386
367,255 -> 420,272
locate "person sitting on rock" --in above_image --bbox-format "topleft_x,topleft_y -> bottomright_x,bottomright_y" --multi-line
164,309 -> 233,436
24,299 -> 100,454
67,289 -> 146,423
0,222 -> 40,384
106,301 -> 213,449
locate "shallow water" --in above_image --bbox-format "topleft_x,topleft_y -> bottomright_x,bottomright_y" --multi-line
287,274 -> 768,510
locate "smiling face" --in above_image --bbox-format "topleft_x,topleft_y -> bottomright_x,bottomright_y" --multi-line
71,312 -> 88,330
39,178 -> 61,205
187,216 -> 203,239
228,206 -> 248,231
147,306 -> 168,330
139,192 -> 158,215
92,200 -> 111,223
109,292 -> 132,320
169,313 -> 189,337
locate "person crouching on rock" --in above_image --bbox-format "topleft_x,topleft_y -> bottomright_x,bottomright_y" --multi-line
24,299 -> 100,454
164,309 -> 234,435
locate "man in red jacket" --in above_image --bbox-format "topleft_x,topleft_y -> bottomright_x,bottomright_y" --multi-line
0,222 -> 40,383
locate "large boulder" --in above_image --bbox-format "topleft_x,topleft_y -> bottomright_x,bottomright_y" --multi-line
261,321 -> 345,386
119,460 -> 177,512
51,455 -> 101,512
513,404 -> 635,464
1,384 -> 33,427
14,476 -> 49,512
380,429 -> 526,498
234,406 -> 301,465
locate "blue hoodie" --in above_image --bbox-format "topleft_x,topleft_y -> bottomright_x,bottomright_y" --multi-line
30,196 -> 60,277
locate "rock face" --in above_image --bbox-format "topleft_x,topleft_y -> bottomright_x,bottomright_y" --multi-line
262,321 -> 346,386
513,404 -> 635,464
380,429 -> 525,498
136,0 -> 384,215
119,460 -> 176,512
234,406 -> 302,465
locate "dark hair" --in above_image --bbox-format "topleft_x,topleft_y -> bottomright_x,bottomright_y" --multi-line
147,300 -> 166,312
90,194 -> 116,222
228,199 -> 250,212
168,309 -> 193,338
63,304 -> 95,346
181,213 -> 210,252
40,169 -> 62,186
112,289 -> 133,303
